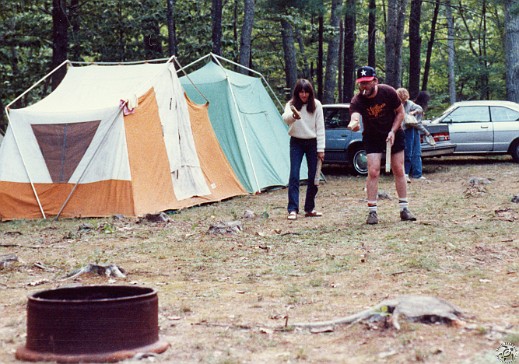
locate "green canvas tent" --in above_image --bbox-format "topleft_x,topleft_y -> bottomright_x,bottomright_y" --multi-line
179,54 -> 307,193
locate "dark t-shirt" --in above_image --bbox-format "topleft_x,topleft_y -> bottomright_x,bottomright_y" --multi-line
350,84 -> 401,138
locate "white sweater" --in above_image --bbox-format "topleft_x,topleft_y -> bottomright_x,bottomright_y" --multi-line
282,100 -> 325,152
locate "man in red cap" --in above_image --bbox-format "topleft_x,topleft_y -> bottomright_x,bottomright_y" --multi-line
348,66 -> 416,224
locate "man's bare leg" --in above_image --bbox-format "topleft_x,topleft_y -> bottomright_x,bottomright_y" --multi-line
391,150 -> 407,199
366,153 -> 382,200
392,150 -> 416,221
365,153 -> 382,224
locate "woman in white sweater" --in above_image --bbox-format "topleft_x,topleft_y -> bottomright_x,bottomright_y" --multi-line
282,79 -> 325,220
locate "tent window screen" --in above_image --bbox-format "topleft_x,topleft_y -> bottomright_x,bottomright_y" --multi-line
32,120 -> 101,183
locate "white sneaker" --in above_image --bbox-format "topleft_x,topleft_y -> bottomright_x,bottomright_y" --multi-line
405,174 -> 411,183
413,176 -> 427,181
425,135 -> 436,146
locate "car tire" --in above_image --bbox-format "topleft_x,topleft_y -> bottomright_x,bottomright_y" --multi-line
510,140 -> 519,163
349,146 -> 368,175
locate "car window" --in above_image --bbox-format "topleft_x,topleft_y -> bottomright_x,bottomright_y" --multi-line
490,106 -> 519,122
324,108 -> 350,129
444,106 -> 490,123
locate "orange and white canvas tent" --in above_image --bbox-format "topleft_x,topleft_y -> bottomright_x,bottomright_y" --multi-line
0,59 -> 245,220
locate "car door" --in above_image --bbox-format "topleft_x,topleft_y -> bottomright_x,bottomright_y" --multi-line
440,106 -> 493,152
490,106 -> 519,152
323,106 -> 353,163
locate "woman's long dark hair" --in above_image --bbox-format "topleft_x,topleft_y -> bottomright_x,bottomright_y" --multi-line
414,91 -> 430,112
291,79 -> 316,113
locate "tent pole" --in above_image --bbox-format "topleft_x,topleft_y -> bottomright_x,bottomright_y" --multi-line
173,58 -> 210,104
3,111 -> 47,219
175,54 -> 211,74
3,59 -> 71,219
210,54 -> 285,111
68,58 -> 170,66
55,107 -> 125,220
6,60 -> 70,110
211,54 -> 262,194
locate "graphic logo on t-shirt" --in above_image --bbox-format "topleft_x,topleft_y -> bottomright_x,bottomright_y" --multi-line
367,103 -> 386,118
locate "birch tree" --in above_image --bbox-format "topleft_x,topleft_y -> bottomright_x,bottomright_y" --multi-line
445,0 -> 456,103
505,0 -> 519,102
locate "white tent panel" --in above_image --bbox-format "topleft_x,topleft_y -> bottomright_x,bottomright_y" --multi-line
25,64 -> 170,112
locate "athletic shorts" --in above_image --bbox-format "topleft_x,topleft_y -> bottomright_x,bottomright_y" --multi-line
363,129 -> 405,154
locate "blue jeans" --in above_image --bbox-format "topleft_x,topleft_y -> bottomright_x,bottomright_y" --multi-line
404,127 -> 423,178
288,137 -> 318,213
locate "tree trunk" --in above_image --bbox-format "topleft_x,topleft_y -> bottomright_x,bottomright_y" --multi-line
234,0 -> 239,60
296,29 -> 311,79
408,0 -> 422,99
239,0 -> 255,74
343,0 -> 356,102
323,0 -> 343,104
212,0 -> 223,55
69,0 -> 80,61
281,18 -> 298,91
385,0 -> 408,87
368,0 -> 376,67
446,0 -> 456,103
52,0 -> 68,90
338,20 -> 343,102
505,0 -> 519,102
422,0 -> 440,91
317,14 -> 324,100
480,0 -> 489,99
167,0 -> 177,56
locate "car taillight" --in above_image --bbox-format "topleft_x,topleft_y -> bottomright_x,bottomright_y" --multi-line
432,132 -> 450,142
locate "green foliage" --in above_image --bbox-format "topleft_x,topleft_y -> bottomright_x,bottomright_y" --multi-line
0,0 -> 513,129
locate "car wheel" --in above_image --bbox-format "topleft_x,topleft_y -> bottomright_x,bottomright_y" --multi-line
510,140 -> 519,163
350,147 -> 368,175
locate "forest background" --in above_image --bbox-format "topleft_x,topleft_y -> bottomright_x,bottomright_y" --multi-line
1,0 -> 519,132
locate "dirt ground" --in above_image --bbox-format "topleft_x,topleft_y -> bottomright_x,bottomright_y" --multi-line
1,156 -> 518,364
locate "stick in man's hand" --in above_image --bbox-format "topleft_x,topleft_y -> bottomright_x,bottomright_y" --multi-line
385,140 -> 391,173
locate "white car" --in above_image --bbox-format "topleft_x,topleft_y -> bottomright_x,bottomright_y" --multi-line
428,100 -> 519,162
